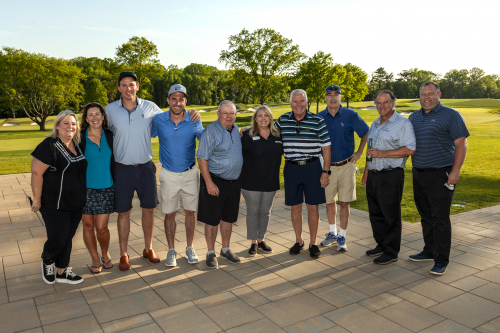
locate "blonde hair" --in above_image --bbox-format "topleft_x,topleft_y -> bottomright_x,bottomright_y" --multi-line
47,110 -> 81,144
249,105 -> 280,138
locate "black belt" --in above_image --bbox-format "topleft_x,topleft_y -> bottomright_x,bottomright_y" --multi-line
183,162 -> 196,172
286,157 -> 319,165
414,166 -> 451,172
115,162 -> 146,167
370,167 -> 402,173
209,172 -> 236,182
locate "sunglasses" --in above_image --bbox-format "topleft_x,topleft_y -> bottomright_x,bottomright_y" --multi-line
26,195 -> 45,226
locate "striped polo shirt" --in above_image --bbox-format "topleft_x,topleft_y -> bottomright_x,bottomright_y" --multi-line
409,102 -> 469,169
274,111 -> 331,161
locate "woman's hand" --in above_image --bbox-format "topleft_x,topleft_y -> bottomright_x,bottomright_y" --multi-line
31,198 -> 41,212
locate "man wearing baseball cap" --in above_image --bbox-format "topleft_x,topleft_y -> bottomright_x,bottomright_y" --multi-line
151,84 -> 204,267
318,84 -> 369,252
106,73 -> 199,270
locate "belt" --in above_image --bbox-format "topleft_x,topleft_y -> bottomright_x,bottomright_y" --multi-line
286,157 -> 319,165
115,162 -> 146,167
209,172 -> 236,182
183,162 -> 196,172
370,167 -> 402,173
331,156 -> 353,167
414,166 -> 451,172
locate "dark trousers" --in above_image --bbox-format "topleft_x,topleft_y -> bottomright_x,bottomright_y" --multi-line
412,166 -> 454,265
40,207 -> 82,268
366,168 -> 404,258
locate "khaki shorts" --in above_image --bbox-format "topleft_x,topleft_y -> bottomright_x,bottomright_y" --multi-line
325,161 -> 357,204
159,166 -> 199,214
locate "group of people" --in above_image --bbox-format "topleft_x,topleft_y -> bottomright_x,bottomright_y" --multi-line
30,70 -> 469,286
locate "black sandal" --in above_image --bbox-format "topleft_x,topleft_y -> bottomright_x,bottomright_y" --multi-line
101,256 -> 113,269
89,264 -> 102,274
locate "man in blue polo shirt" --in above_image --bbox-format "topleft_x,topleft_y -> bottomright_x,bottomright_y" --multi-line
151,84 -> 204,267
318,85 -> 369,252
275,89 -> 331,259
409,82 -> 469,275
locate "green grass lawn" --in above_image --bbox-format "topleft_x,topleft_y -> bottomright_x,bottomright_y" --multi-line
2,99 -> 500,222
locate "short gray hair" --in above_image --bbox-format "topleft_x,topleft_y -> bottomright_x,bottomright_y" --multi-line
290,89 -> 307,102
420,81 -> 441,94
218,100 -> 237,112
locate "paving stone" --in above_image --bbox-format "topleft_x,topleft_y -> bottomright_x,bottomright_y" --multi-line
228,265 -> 280,285
450,276 -> 490,291
358,292 -> 403,311
370,265 -> 426,286
429,293 -> 500,328
470,282 -> 500,303
230,286 -> 270,307
189,268 -> 244,295
404,279 -> 464,302
272,259 -> 336,283
41,314 -> 102,333
0,298 -> 41,333
310,281 -> 368,308
7,278 -> 55,302
34,289 -> 82,306
476,316 -> 500,333
377,300 -> 444,332
226,318 -> 285,333
256,292 -> 335,327
155,280 -> 208,306
100,313 -> 155,333
283,315 -> 335,333
294,275 -> 335,291
451,253 -> 500,270
149,301 -> 220,333
474,267 -> 500,284
81,284 -> 110,304
388,287 -> 438,308
100,274 -> 151,299
250,277 -> 304,301
202,299 -> 264,330
37,296 -> 92,325
420,319 -> 476,333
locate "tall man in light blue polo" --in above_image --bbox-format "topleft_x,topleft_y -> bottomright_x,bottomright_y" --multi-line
151,84 -> 204,267
318,85 -> 369,252
409,82 -> 469,275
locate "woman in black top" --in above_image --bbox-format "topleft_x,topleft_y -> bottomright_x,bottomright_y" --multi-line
79,102 -> 115,274
31,110 -> 87,285
240,105 -> 283,256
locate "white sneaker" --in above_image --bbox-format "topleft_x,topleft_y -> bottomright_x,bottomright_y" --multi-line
337,236 -> 348,252
165,249 -> 177,267
185,247 -> 199,264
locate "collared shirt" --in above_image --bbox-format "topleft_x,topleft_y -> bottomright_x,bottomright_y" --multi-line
367,111 -> 416,171
105,97 -> 163,165
197,120 -> 243,180
274,111 -> 331,161
409,102 -> 469,169
151,109 -> 204,173
318,106 -> 369,163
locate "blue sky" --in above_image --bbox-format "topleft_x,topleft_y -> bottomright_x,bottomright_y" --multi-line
1,0 -> 499,78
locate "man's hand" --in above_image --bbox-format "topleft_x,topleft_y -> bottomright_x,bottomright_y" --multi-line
188,109 -> 201,122
447,170 -> 460,185
320,172 -> 330,188
206,181 -> 220,196
240,126 -> 249,138
350,151 -> 363,164
366,148 -> 385,159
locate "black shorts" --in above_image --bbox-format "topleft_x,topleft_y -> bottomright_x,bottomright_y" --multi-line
114,161 -> 159,213
284,158 -> 326,206
197,174 -> 241,226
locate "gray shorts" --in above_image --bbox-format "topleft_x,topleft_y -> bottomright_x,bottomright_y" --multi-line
114,161 -> 158,213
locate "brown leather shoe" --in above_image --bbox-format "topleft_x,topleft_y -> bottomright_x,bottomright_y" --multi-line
119,255 -> 130,270
143,249 -> 160,263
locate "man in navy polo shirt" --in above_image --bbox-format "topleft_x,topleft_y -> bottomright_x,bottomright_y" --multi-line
151,84 -> 204,267
409,81 -> 469,275
318,85 -> 369,252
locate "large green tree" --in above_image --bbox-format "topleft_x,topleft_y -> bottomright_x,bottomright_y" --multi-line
219,28 -> 305,105
0,47 -> 85,131
339,63 -> 369,109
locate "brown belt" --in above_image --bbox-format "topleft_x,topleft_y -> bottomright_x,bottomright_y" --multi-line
115,162 -> 146,167
370,167 -> 402,173
331,156 -> 352,167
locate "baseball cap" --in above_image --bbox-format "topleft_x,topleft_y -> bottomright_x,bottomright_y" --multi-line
325,85 -> 341,95
118,71 -> 138,83
168,84 -> 188,97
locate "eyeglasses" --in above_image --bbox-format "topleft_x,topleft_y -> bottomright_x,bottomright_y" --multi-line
220,112 -> 237,117
295,121 -> 300,134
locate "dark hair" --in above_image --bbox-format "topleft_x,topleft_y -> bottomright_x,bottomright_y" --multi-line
118,71 -> 138,84
374,89 -> 397,103
420,81 -> 440,94
81,102 -> 109,130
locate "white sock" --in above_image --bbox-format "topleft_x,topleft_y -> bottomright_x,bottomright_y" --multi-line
222,247 -> 230,254
329,224 -> 337,234
339,228 -> 346,237
207,250 -> 215,255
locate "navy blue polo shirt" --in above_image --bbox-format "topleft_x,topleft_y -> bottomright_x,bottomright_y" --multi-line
409,102 -> 469,169
318,106 -> 369,163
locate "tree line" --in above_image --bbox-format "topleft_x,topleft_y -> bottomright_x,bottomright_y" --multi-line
1,28 -> 499,130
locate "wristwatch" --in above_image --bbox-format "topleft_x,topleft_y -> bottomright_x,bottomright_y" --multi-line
322,170 -> 331,175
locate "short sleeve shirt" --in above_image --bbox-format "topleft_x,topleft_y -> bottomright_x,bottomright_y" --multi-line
239,130 -> 283,191
409,103 -> 469,169
367,112 -> 416,171
84,128 -> 113,189
197,120 -> 243,180
274,111 -> 331,161
31,137 -> 87,210
105,97 -> 163,165
318,106 -> 369,163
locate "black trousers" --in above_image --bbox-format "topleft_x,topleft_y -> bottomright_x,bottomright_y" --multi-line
366,168 -> 404,258
412,166 -> 454,265
40,207 -> 82,268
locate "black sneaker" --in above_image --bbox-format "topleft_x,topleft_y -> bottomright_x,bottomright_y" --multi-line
258,241 -> 272,253
290,242 -> 304,255
41,260 -> 55,285
309,245 -> 321,259
248,244 -> 257,256
206,252 -> 218,269
373,254 -> 398,265
55,267 -> 83,284
366,248 -> 384,257
220,249 -> 241,264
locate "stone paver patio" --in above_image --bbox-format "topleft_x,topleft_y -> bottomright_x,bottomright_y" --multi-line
1,166 -> 500,332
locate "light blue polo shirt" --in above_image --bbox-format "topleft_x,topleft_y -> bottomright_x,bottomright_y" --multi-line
151,109 -> 204,172
84,128 -> 113,189
105,97 -> 163,165
197,120 -> 243,180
